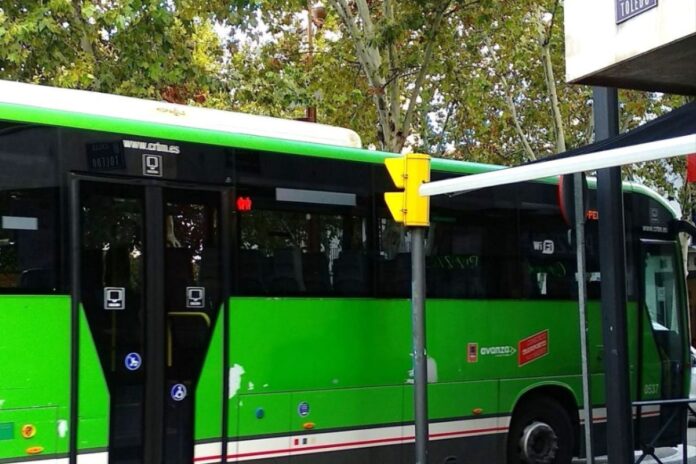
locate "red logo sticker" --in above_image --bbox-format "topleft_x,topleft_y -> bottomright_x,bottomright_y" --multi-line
518,330 -> 549,366
467,343 -> 478,363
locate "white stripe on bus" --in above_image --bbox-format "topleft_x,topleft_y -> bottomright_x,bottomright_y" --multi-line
193,406 -> 664,462
194,441 -> 223,463
203,417 -> 510,462
0,451 -> 107,464
579,404 -> 661,423
4,406 -> 659,464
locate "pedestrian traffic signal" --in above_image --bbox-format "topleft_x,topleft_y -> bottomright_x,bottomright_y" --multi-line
384,153 -> 431,227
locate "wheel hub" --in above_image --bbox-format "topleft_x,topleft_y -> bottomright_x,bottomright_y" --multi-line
519,421 -> 559,464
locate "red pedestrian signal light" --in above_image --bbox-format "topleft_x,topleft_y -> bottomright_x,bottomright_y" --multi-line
236,196 -> 253,212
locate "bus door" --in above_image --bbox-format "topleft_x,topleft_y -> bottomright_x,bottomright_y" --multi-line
639,239 -> 688,442
74,179 -> 223,464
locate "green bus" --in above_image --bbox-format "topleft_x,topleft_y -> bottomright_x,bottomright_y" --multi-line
0,80 -> 690,464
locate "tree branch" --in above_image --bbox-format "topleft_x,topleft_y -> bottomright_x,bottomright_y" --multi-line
436,100 -> 457,156
395,1 -> 452,152
484,37 -> 536,161
329,0 -> 391,147
384,0 -> 401,130
536,5 -> 565,153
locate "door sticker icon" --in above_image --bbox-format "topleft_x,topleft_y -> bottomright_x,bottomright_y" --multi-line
171,383 -> 187,401
142,154 -> 163,176
104,287 -> 125,310
186,287 -> 205,308
124,352 -> 142,371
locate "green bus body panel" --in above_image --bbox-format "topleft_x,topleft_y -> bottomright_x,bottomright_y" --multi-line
0,292 -> 667,456
77,306 -> 110,451
0,296 -> 70,460
195,308 -> 224,440
229,298 -> 411,438
417,381 -> 499,421
228,298 -> 412,393
0,407 -> 58,458
229,297 -> 660,437
226,297 -> 659,440
236,392 -> 291,438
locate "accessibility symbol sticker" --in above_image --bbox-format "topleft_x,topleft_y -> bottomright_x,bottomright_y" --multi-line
171,383 -> 187,402
297,401 -> 310,417
124,352 -> 142,371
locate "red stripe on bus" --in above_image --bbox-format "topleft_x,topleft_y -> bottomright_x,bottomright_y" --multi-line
194,425 -> 509,461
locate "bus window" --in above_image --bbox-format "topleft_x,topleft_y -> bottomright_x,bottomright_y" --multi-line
235,186 -> 370,296
518,210 -> 575,300
643,243 -> 683,340
376,207 -> 519,299
642,241 -> 686,398
0,126 -> 59,292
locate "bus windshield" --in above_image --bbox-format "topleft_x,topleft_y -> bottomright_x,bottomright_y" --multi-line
643,240 -> 686,397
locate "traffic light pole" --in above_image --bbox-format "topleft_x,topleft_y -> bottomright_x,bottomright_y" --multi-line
410,227 -> 429,464
383,152 -> 431,463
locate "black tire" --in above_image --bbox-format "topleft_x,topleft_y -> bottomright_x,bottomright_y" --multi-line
506,396 -> 575,464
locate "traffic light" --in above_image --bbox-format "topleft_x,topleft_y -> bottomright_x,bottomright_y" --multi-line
384,153 -> 431,227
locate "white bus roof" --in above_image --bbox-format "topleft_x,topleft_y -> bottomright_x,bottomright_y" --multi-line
0,80 -> 362,149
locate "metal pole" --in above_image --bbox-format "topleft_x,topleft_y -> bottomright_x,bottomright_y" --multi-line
68,176 -> 80,464
594,86 -> 634,464
574,172 -> 594,463
410,227 -> 429,464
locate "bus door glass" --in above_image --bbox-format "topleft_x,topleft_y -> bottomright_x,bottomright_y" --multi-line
78,181 -> 222,464
641,240 -> 687,399
163,188 -> 221,463
80,182 -> 147,463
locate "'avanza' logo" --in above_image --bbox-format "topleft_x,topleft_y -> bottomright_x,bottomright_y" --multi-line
123,139 -> 180,154
480,345 -> 516,357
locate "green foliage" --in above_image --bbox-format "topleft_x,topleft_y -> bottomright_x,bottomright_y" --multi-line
0,0 -> 691,216
0,1 -> 224,101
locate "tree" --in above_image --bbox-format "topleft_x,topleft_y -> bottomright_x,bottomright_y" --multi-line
2,1 -> 691,218
0,1 -> 225,102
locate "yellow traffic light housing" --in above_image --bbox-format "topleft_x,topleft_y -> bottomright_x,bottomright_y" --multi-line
384,153 -> 431,227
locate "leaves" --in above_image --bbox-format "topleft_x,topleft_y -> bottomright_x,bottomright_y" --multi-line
0,0 -> 690,216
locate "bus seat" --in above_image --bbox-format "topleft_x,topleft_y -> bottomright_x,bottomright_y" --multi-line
165,248 -> 193,309
19,268 -> 53,290
107,246 -> 131,288
81,249 -> 105,308
199,247 -> 220,287
448,267 -> 469,299
302,252 -> 331,294
426,257 -> 446,298
269,247 -> 304,294
238,249 -> 266,294
333,250 -> 369,295
391,252 -> 411,297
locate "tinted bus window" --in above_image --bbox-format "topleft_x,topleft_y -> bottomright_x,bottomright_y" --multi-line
377,181 -> 521,299
0,125 -> 60,292
235,185 -> 371,296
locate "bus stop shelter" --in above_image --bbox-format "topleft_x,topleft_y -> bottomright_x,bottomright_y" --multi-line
539,100 -> 696,166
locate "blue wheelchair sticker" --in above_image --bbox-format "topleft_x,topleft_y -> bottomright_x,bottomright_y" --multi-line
297,401 -> 310,417
171,383 -> 187,402
124,352 -> 142,371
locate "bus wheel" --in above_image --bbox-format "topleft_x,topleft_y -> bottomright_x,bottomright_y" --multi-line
507,397 -> 574,464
